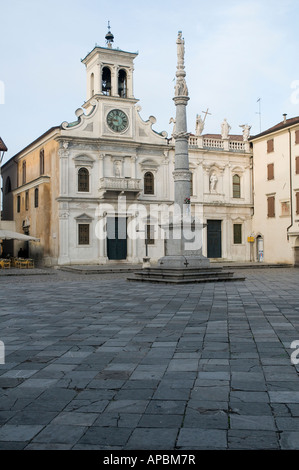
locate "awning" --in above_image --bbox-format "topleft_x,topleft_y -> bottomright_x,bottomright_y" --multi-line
0,230 -> 40,242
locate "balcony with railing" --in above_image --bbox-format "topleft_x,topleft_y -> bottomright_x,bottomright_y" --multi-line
99,177 -> 142,196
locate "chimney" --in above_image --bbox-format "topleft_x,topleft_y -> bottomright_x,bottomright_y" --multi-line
283,113 -> 287,123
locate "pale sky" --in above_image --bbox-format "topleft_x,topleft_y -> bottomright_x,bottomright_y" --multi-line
1,0 -> 299,164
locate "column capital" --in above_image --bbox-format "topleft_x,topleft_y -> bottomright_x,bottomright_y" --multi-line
173,96 -> 190,106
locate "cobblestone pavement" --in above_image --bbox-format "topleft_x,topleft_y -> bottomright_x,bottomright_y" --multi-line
0,266 -> 299,450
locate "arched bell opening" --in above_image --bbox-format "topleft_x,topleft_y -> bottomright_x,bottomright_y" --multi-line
118,69 -> 127,98
102,67 -> 111,96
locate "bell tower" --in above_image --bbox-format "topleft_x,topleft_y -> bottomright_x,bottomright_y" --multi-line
81,24 -> 138,111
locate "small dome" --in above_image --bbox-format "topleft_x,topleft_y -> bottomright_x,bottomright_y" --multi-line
105,22 -> 114,46
105,30 -> 114,43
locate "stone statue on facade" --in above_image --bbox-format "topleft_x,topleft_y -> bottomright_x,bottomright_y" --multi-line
114,161 -> 121,178
169,117 -> 176,136
239,124 -> 251,142
195,114 -> 204,136
209,172 -> 218,192
221,118 -> 231,140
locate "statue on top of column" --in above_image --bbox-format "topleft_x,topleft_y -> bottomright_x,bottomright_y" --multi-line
176,31 -> 185,69
174,32 -> 188,97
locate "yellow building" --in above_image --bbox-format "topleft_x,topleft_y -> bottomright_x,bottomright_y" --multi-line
250,115 -> 299,265
1,129 -> 60,263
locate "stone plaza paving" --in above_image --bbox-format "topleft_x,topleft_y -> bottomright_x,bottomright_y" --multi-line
0,266 -> 299,450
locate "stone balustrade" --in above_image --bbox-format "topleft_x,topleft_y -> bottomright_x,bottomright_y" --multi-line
99,177 -> 142,192
187,135 -> 250,153
203,137 -> 225,150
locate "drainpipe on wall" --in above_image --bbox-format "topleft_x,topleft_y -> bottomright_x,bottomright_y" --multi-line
250,153 -> 254,262
287,128 -> 293,240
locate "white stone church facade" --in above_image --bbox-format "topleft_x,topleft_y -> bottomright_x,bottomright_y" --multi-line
1,32 -> 254,266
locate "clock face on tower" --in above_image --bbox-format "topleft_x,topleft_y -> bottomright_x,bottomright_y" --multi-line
106,109 -> 129,133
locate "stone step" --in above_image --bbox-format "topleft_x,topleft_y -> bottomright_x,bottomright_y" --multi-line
132,269 -> 235,280
127,275 -> 245,284
128,266 -> 245,283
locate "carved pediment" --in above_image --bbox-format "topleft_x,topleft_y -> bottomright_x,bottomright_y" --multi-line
231,165 -> 245,174
75,213 -> 94,222
73,154 -> 95,168
203,162 -> 226,174
140,159 -> 159,172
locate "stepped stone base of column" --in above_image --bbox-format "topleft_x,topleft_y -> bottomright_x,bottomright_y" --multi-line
127,255 -> 245,284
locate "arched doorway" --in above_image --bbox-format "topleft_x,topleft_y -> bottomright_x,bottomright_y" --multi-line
256,235 -> 264,262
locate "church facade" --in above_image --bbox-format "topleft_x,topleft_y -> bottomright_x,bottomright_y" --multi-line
1,31 -> 254,266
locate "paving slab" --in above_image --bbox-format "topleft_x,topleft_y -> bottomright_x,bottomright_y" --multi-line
0,266 -> 299,449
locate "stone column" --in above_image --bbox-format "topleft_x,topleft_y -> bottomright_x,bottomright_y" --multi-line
127,67 -> 134,99
157,31 -> 209,268
112,65 -> 118,97
58,207 -> 70,265
59,141 -> 69,196
172,31 -> 191,213
131,156 -> 137,179
99,153 -> 104,178
94,61 -> 101,95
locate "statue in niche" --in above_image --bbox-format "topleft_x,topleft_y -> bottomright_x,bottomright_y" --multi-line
209,172 -> 218,192
114,161 -> 121,178
221,118 -> 231,140
195,114 -> 204,136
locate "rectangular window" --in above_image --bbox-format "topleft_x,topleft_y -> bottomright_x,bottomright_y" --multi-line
25,191 -> 29,211
296,192 -> 299,215
144,172 -> 154,195
267,139 -> 274,153
267,163 -> 274,180
22,161 -> 26,185
34,188 -> 39,208
146,224 -> 155,245
40,149 -> 45,175
78,224 -> 90,245
267,196 -> 275,218
17,195 -> 20,213
233,224 -> 242,244
233,175 -> 241,198
78,168 -> 89,192
296,156 -> 299,175
295,130 -> 299,145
